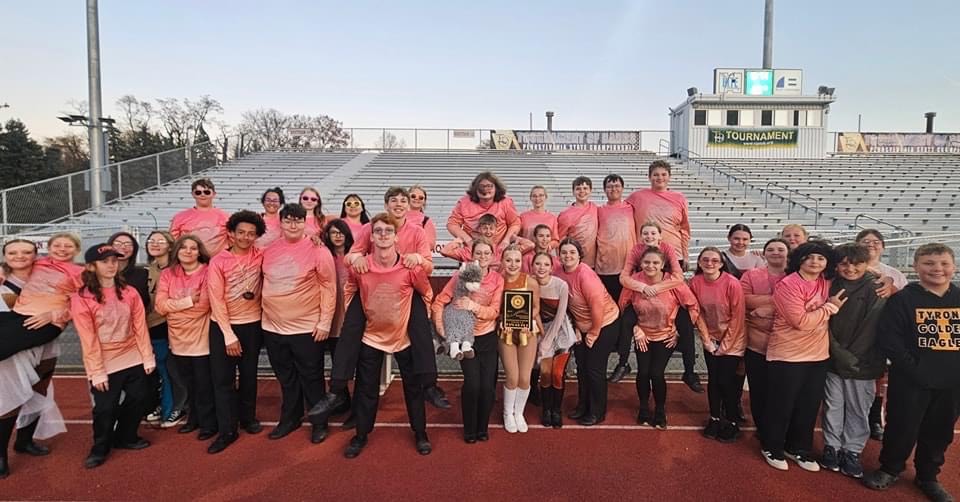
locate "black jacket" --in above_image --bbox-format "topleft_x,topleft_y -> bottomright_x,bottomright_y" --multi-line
828,273 -> 886,379
878,282 -> 960,389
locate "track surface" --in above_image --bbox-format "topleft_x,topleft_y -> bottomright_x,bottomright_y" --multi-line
2,376 -> 957,501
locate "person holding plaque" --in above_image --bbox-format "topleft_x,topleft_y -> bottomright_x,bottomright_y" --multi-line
554,238 -> 620,426
432,238 -> 504,443
498,245 -> 542,434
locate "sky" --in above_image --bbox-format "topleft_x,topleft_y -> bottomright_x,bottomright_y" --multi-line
2,0 -> 959,141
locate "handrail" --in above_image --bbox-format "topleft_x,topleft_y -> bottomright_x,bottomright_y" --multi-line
658,138 -> 670,156
763,181 -> 821,228
852,213 -> 916,237
674,147 -> 751,197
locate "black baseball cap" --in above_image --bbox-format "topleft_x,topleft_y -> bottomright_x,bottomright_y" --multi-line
84,243 -> 123,263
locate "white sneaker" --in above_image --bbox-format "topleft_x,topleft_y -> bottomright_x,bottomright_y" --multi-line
785,451 -> 821,472
762,449 -> 789,471
503,388 -> 518,433
449,341 -> 462,360
146,406 -> 162,422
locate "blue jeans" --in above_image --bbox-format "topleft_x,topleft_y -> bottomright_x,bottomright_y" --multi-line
151,338 -> 174,419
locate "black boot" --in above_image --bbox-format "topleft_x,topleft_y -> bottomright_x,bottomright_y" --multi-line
869,396 -> 884,440
529,368 -> 542,407
540,387 -> 553,427
568,376 -> 587,420
14,418 -> 49,456
1,415 -> 16,479
552,386 -> 564,429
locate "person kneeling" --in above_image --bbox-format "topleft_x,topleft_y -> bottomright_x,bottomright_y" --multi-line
342,213 -> 434,459
70,244 -> 156,469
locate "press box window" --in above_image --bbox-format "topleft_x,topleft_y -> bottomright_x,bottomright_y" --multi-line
694,110 -> 707,126
761,110 -> 773,126
725,110 -> 739,126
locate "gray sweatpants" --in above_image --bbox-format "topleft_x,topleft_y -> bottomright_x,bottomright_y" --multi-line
822,372 -> 876,453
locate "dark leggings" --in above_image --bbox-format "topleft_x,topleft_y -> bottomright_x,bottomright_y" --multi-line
573,320 -> 620,419
743,349 -> 769,436
621,305 -> 695,375
0,312 -> 63,361
460,332 -> 498,437
704,352 -> 742,421
635,340 -> 675,411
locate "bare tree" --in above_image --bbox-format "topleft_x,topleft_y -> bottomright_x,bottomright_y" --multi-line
239,110 -> 349,151
374,131 -> 406,150
116,95 -> 154,132
156,98 -> 188,146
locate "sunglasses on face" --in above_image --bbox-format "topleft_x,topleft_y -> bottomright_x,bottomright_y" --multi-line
301,196 -> 319,202
345,201 -> 361,208
194,189 -> 213,196
409,195 -> 425,201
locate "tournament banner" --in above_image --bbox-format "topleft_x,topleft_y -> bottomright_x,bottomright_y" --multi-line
708,128 -> 798,148
490,130 -> 640,151
837,132 -> 960,154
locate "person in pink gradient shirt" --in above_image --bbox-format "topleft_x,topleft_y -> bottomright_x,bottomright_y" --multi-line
557,176 -> 599,268
169,178 -> 230,257
597,174 -> 637,384
520,185 -> 559,249
446,171 -> 521,247
407,185 -> 437,253
339,194 -> 370,239
256,187 -> 285,249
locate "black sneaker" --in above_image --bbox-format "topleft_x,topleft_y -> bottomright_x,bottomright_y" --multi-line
424,386 -> 452,409
870,422 -> 884,441
652,410 -> 667,430
683,373 -> 705,393
717,421 -> 740,443
819,445 -> 840,472
840,450 -> 863,479
914,479 -> 954,502
703,418 -> 721,440
636,408 -> 651,425
415,433 -> 432,456
311,424 -> 329,444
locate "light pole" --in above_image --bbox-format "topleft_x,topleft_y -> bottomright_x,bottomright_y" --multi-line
86,0 -> 105,208
58,115 -> 115,200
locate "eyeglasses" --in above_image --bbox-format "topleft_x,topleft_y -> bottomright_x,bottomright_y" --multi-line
194,189 -> 213,196
263,198 -> 281,204
282,218 -> 305,225
146,240 -> 168,245
478,183 -> 495,190
112,241 -> 134,248
372,228 -> 396,235
859,239 -> 882,246
301,196 -> 319,202
409,194 -> 426,201
345,201 -> 361,208
699,258 -> 722,264
327,230 -> 344,237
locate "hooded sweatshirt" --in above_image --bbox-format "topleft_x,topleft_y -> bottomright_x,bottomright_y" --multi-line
878,282 -> 960,389
827,272 -> 886,379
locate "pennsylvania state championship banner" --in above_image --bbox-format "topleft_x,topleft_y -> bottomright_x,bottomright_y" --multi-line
708,128 -> 798,148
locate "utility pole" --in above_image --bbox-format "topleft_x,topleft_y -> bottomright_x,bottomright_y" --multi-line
762,0 -> 774,68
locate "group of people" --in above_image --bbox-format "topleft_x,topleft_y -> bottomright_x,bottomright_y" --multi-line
0,162 -> 956,502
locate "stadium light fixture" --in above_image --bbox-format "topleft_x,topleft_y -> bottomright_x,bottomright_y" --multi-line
687,87 -> 698,97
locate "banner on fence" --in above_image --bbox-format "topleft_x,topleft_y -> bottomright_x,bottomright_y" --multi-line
708,128 -> 798,148
836,132 -> 960,153
490,130 -> 640,151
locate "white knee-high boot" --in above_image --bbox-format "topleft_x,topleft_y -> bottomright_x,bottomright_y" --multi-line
514,387 -> 530,433
503,388 -> 518,433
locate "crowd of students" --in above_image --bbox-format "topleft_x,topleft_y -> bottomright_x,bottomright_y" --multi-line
0,162 -> 957,501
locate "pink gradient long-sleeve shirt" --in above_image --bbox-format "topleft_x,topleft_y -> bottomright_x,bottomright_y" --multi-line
432,270 -> 504,338
689,273 -> 747,356
596,201 -> 638,276
261,237 -> 337,335
207,247 -> 264,346
767,273 -> 832,363
169,207 -> 230,256
554,263 -> 619,347
349,219 -> 434,275
344,255 -> 433,353
255,214 -> 282,249
619,274 -> 701,343
740,267 -> 785,354
406,209 -> 438,252
446,195 -> 521,245
14,257 -> 83,328
626,189 -> 691,264
558,202 -> 599,268
71,285 -> 155,386
520,210 -> 559,245
155,264 -> 211,357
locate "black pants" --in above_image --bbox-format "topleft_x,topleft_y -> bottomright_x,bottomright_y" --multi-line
263,331 -> 325,427
460,332 -> 498,437
0,312 -> 63,361
762,359 -> 827,458
743,349 -> 769,437
573,320 -> 619,419
879,370 -> 960,481
355,343 -> 426,437
635,340 -> 674,411
174,354 -> 217,433
704,352 -> 742,421
90,365 -> 150,456
675,307 -> 696,376
210,321 -> 263,435
331,294 -> 436,388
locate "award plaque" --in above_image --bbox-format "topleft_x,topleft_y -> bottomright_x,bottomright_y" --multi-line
503,290 -> 533,330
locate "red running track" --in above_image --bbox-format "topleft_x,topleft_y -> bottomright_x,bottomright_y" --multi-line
1,375 -> 956,501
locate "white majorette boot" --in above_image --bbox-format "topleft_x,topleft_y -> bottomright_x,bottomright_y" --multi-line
503,388 -> 518,433
514,387 -> 530,433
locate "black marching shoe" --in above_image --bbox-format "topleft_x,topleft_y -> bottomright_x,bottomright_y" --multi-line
464,433 -> 477,444
308,392 -> 347,421
341,413 -> 357,430
424,385 -> 452,409
84,452 -> 107,469
197,430 -> 217,441
703,418 -> 722,440
870,422 -> 885,441
415,432 -> 432,455
577,415 -> 604,426
567,403 -> 588,421
477,431 -> 489,442
268,422 -> 298,440
178,423 -> 198,434
637,407 -> 652,426
14,420 -> 50,456
207,433 -> 238,454
310,424 -> 329,444
241,420 -> 263,435
683,372 -> 705,393
717,420 -> 740,443
608,363 -> 631,383
344,435 -> 367,459
114,438 -> 151,450
653,409 -> 667,430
